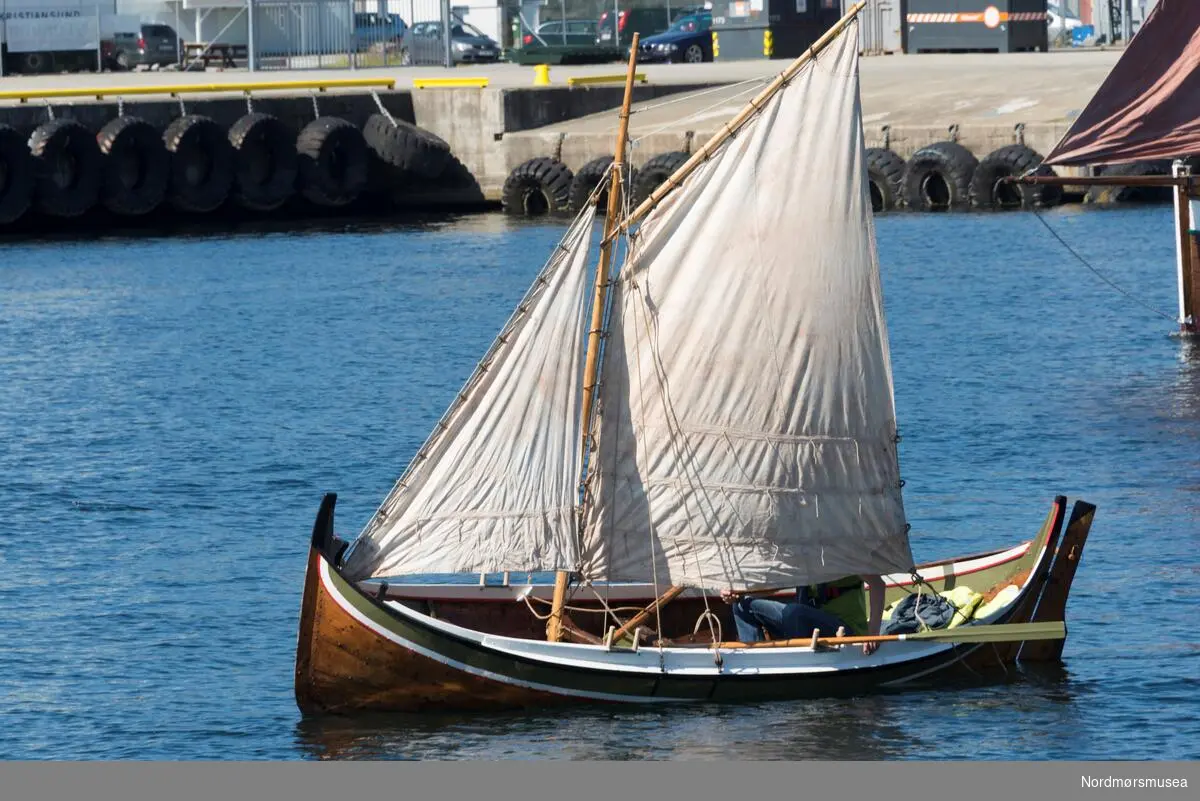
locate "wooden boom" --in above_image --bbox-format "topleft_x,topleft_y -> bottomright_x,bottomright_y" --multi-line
1016,174 -> 1197,188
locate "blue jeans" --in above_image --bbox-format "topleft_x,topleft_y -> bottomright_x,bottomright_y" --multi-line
732,597 -> 847,642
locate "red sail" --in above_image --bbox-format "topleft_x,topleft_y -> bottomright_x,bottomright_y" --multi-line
1044,0 -> 1200,167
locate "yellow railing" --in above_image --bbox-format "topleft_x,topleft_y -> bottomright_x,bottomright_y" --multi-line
413,77 -> 490,89
566,73 -> 648,88
0,77 -> 397,103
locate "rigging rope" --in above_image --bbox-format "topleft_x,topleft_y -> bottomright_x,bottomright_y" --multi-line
1032,207 -> 1177,322
624,197 -> 723,661
629,80 -> 771,149
629,77 -> 769,118
621,187 -> 669,667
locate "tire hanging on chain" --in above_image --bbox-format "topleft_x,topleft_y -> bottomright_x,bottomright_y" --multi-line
29,119 -> 102,218
501,157 -> 573,216
164,114 -> 234,214
902,141 -> 977,212
865,147 -> 905,212
97,115 -> 169,216
296,117 -> 369,207
229,112 -> 297,212
362,113 -> 451,180
969,144 -> 1061,210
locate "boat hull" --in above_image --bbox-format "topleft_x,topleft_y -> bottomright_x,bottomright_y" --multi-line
296,496 -> 1090,714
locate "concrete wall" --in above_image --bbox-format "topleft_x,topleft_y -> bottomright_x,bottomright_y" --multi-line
406,84 -> 721,199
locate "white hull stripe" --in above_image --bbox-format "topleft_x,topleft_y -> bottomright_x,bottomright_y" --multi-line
320,560 -> 689,703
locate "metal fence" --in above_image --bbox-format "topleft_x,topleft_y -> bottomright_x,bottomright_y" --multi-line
250,0 -> 451,70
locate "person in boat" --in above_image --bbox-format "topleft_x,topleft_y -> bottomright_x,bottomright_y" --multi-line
721,575 -> 887,655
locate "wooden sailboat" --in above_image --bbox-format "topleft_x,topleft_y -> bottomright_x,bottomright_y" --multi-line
1023,0 -> 1200,336
295,4 -> 1095,714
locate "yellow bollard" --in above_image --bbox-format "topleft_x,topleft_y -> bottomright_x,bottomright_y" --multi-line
763,29 -> 774,58
533,64 -> 551,86
712,31 -> 719,59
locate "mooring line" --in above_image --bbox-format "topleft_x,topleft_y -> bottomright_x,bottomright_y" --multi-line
1032,208 -> 1177,322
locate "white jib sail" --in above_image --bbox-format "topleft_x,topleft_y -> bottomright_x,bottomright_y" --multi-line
582,27 -> 914,590
343,207 -> 597,580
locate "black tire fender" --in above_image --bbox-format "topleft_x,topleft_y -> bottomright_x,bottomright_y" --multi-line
865,147 -> 906,212
296,117 -> 369,208
0,124 -> 34,225
631,151 -> 688,207
97,115 -> 169,216
1087,161 -> 1174,205
969,144 -> 1061,210
501,157 -> 573,216
902,141 -> 978,211
568,155 -> 638,213
228,112 -> 297,212
29,119 -> 102,218
163,114 -> 234,214
363,113 -> 450,180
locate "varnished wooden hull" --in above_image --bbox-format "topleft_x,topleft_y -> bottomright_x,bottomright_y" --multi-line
295,495 -> 1092,714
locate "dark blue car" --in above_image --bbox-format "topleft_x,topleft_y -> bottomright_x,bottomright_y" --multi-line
636,12 -> 712,64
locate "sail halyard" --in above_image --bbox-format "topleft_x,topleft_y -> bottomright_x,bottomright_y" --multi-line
579,19 -> 914,592
340,207 -> 599,581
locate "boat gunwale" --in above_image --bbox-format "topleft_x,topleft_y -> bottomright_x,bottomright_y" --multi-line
319,497 -> 1060,677
356,540 -> 1033,604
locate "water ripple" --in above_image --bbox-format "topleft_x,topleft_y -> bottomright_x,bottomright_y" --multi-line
0,208 -> 1196,759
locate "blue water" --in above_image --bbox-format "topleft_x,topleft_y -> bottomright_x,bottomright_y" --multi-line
1,207 -> 1197,760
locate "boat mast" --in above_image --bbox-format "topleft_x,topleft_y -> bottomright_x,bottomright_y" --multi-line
546,34 -> 642,643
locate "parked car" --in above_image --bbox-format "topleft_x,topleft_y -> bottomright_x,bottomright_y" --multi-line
400,20 -> 501,65
637,12 -> 712,63
523,19 -> 598,47
354,12 -> 407,51
597,8 -> 672,48
109,23 -> 181,69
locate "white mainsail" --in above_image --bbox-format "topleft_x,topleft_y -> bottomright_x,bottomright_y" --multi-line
342,208 -> 597,580
580,27 -> 914,590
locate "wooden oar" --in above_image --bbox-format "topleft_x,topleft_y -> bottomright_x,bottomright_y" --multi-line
708,621 -> 1066,650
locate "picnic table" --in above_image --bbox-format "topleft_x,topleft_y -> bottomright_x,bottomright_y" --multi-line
182,42 -> 247,69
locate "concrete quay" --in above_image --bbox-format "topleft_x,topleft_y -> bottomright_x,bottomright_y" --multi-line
482,50 -> 1124,200
0,50 -> 1124,219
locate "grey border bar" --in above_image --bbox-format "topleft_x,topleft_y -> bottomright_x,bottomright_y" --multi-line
1,761 -> 1196,801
